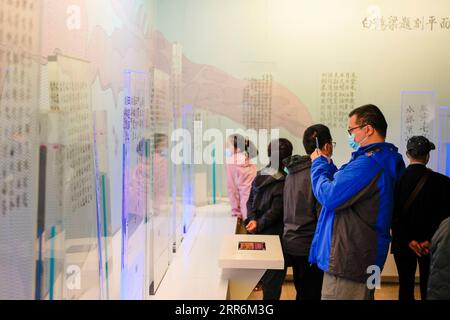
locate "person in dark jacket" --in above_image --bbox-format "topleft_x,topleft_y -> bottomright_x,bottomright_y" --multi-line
246,138 -> 293,300
282,124 -> 334,300
309,104 -> 405,300
391,136 -> 450,300
428,217 -> 450,300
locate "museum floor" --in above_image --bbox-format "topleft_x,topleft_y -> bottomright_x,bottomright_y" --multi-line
248,282 -> 421,300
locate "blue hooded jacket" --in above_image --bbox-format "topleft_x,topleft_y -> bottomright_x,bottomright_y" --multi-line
309,142 -> 405,283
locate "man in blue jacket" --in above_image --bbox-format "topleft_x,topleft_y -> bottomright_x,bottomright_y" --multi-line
309,104 -> 405,300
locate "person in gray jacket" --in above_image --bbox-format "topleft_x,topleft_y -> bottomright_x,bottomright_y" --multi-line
427,217 -> 450,300
282,124 -> 335,300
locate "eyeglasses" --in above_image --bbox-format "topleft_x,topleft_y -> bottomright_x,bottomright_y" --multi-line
347,125 -> 367,135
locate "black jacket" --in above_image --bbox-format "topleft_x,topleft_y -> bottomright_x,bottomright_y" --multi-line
391,164 -> 450,254
282,155 -> 321,257
428,217 -> 450,300
246,167 -> 286,237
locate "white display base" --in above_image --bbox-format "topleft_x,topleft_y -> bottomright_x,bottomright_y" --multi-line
219,234 -> 284,300
222,269 -> 266,300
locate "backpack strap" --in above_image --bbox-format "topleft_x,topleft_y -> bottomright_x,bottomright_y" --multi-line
403,169 -> 432,214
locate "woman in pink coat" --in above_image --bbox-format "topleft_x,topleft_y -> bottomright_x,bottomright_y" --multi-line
225,134 -> 258,220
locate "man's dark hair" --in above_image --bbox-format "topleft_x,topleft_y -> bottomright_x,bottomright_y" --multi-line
349,104 -> 388,138
268,138 -> 293,171
303,124 -> 332,155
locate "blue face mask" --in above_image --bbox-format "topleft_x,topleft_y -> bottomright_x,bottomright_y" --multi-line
284,167 -> 289,175
348,134 -> 360,151
225,149 -> 233,158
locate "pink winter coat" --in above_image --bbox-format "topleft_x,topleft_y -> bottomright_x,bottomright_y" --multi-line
225,152 -> 257,220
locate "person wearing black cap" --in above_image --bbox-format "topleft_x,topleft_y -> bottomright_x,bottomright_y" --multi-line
391,136 -> 450,300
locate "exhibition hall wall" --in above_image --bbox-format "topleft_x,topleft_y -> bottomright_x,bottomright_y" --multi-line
0,0 -> 449,300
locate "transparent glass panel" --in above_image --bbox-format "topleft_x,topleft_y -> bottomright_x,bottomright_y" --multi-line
121,70 -> 147,300
39,54 -> 101,300
147,68 -> 171,294
0,0 -> 41,300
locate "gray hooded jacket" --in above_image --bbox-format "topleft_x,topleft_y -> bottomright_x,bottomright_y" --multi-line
428,217 -> 450,300
282,155 -> 321,257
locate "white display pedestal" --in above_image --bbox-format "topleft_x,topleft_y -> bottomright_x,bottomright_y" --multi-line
219,235 -> 284,300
